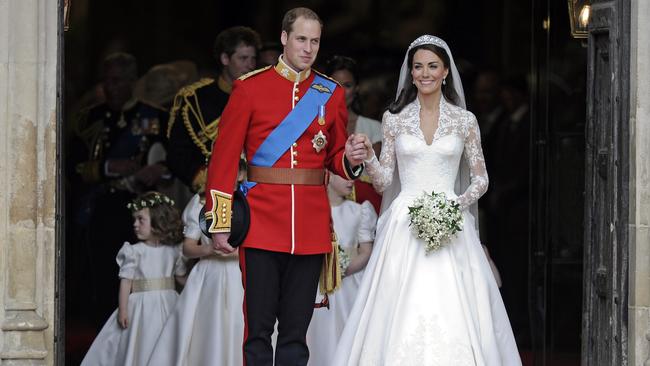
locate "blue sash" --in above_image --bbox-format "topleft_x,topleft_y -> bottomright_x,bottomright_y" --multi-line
242,74 -> 336,193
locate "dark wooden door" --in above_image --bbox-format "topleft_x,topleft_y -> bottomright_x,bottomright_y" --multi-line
529,1 -> 588,365
581,1 -> 630,365
530,1 -> 629,364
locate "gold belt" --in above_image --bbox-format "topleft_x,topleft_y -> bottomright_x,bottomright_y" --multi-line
247,166 -> 325,185
131,277 -> 175,293
202,253 -> 239,261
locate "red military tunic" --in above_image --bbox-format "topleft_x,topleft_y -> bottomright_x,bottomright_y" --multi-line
205,57 -> 360,254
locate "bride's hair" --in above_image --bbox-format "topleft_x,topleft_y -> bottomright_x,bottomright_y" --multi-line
389,44 -> 461,114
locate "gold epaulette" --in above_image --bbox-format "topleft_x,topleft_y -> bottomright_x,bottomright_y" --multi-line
178,78 -> 215,97
167,78 -> 215,138
312,69 -> 342,87
238,65 -> 272,81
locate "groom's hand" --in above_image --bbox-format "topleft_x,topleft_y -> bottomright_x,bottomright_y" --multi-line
345,133 -> 368,166
212,232 -> 235,254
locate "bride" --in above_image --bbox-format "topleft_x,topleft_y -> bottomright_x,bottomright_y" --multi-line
331,35 -> 522,365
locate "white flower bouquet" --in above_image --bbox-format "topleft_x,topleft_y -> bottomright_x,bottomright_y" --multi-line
408,191 -> 463,253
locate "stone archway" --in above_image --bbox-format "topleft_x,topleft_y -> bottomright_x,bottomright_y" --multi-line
628,1 -> 650,365
0,0 -> 61,365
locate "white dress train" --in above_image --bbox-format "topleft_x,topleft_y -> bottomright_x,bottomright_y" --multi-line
332,98 -> 521,366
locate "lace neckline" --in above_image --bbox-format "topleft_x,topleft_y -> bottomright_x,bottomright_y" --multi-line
407,96 -> 451,146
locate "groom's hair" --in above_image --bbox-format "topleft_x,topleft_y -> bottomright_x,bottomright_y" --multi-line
282,7 -> 323,34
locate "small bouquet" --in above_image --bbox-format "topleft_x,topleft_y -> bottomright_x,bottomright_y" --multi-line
408,191 -> 463,253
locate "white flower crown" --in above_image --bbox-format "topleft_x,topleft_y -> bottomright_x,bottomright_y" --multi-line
127,193 -> 175,212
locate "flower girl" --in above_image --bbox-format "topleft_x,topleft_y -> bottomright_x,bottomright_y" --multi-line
306,173 -> 377,366
81,192 -> 187,366
146,190 -> 245,366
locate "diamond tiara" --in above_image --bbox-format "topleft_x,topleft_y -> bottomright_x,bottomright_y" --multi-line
408,35 -> 448,50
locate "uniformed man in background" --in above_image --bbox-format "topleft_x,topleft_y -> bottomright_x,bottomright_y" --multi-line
70,52 -> 170,328
166,26 -> 261,193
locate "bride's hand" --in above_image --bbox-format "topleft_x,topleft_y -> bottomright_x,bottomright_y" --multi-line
362,135 -> 375,161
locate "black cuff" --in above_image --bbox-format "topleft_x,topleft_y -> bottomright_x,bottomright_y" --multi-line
343,156 -> 364,180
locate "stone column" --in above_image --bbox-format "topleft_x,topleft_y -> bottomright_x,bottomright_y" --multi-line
0,0 -> 59,365
629,0 -> 650,365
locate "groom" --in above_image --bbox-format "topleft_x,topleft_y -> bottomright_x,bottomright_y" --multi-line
205,7 -> 368,366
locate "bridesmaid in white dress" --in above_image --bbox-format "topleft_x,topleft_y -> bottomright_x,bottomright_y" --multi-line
146,193 -> 244,366
332,35 -> 522,366
306,173 -> 377,366
81,192 -> 187,366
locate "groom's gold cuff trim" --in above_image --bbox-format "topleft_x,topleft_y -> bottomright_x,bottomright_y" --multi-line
208,189 -> 232,233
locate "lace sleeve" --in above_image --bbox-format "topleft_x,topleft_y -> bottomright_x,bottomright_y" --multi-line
364,111 -> 397,192
456,113 -> 489,210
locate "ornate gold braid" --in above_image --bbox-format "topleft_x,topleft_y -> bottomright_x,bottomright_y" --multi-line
238,65 -> 271,81
166,93 -> 183,138
182,103 -> 218,158
166,78 -> 214,136
166,78 -> 218,158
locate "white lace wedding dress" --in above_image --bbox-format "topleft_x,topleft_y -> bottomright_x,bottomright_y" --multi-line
331,97 -> 521,366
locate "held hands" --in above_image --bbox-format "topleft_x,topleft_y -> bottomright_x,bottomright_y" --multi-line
212,232 -> 235,254
345,134 -> 370,166
362,135 -> 375,161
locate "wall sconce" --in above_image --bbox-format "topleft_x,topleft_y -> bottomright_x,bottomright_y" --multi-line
568,0 -> 591,38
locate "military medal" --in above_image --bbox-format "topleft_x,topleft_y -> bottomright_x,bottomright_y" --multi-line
312,130 -> 327,153
318,105 -> 326,126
